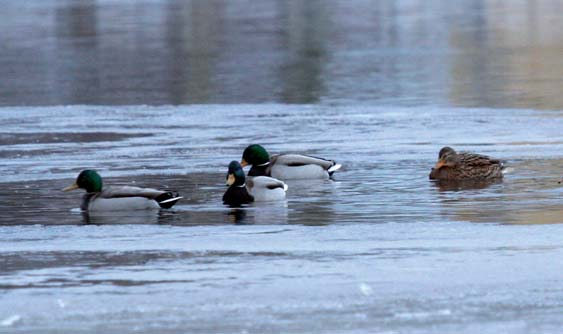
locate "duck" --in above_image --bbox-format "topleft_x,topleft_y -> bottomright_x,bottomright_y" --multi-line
223,161 -> 287,206
240,144 -> 341,180
429,146 -> 504,181
62,170 -> 182,211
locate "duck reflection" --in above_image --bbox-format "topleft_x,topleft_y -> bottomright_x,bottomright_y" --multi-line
81,210 -> 164,225
431,179 -> 503,192
226,208 -> 248,225
224,202 -> 289,225
431,178 -> 506,224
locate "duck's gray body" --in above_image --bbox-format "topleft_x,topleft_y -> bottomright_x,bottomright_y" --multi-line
268,154 -> 341,180
82,186 -> 180,211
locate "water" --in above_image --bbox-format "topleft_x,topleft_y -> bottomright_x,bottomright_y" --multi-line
2,223 -> 562,333
2,0 -> 563,108
1,105 -> 562,333
2,1 -> 563,333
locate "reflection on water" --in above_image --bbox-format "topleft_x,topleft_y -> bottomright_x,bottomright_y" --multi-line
224,204 -> 289,225
1,0 -> 563,108
431,179 -> 503,192
226,208 -> 247,224
82,210 -> 161,225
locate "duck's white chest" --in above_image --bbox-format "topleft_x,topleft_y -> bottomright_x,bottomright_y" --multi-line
247,176 -> 287,202
250,187 -> 286,202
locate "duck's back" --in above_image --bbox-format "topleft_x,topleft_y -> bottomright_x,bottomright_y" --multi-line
457,152 -> 503,179
88,196 -> 161,211
100,186 -> 164,198
271,164 -> 328,180
270,154 -> 332,180
86,186 -> 164,211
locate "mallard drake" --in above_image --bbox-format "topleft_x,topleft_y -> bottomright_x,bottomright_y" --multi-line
223,161 -> 287,206
429,146 -> 504,181
241,144 -> 341,180
62,170 -> 182,211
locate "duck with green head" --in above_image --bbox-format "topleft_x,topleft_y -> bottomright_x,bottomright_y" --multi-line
241,144 -> 341,180
223,161 -> 287,207
429,146 -> 504,181
63,170 -> 182,211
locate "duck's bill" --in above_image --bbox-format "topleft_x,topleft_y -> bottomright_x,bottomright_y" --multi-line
226,174 -> 235,186
434,160 -> 446,170
62,183 -> 79,192
240,159 -> 248,167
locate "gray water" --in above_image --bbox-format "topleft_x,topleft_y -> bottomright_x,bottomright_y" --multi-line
2,0 -> 563,108
1,1 -> 563,333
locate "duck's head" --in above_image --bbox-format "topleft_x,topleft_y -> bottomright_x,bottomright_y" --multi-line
226,161 -> 246,187
434,146 -> 459,169
63,170 -> 103,193
241,144 -> 270,167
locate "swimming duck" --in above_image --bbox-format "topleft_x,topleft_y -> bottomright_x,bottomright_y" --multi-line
62,170 -> 182,211
223,161 -> 287,206
429,146 -> 504,181
241,144 -> 341,180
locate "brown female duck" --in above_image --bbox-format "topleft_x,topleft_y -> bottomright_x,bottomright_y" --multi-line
429,146 -> 504,181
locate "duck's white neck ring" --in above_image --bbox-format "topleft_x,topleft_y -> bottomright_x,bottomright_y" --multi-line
256,162 -> 270,167
236,183 -> 246,188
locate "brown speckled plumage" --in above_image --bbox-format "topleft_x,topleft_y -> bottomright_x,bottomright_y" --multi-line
429,146 -> 504,181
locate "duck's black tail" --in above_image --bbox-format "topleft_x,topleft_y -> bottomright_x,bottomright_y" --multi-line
155,191 -> 183,209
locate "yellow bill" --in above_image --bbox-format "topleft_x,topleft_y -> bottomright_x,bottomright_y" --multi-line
62,182 -> 79,192
226,174 -> 235,186
434,160 -> 446,170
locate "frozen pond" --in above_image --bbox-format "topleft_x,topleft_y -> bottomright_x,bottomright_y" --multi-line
1,105 -> 562,333
1,0 -> 563,333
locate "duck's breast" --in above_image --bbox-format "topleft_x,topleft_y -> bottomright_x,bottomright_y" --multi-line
251,187 -> 286,202
249,176 -> 287,202
88,197 -> 160,211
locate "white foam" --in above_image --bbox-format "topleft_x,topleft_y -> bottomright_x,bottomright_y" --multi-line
1,315 -> 21,327
57,299 -> 66,308
502,167 -> 515,174
359,283 -> 373,296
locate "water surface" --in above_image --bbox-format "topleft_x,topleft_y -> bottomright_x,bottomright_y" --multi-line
1,105 -> 562,333
1,0 -> 563,333
2,0 -> 563,108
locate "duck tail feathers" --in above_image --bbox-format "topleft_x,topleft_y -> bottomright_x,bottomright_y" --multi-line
155,192 -> 183,209
328,163 -> 342,175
